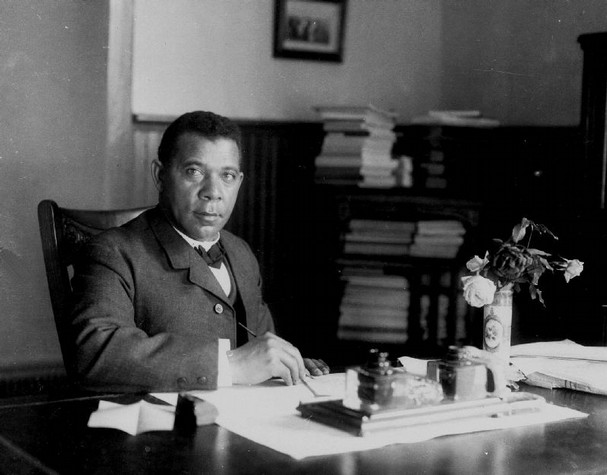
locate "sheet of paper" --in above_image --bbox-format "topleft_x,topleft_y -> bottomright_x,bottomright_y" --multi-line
188,373 -> 586,460
88,400 -> 176,435
511,339 -> 607,361
510,340 -> 607,395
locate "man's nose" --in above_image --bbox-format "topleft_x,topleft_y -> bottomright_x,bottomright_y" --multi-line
199,175 -> 221,200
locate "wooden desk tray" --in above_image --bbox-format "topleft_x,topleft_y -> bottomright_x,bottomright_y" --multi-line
297,392 -> 545,437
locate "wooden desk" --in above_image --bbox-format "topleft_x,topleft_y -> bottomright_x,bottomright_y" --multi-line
0,386 -> 606,474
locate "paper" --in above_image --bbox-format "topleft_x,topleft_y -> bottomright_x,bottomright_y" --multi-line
188,373 -> 586,460
510,339 -> 607,395
88,400 -> 176,436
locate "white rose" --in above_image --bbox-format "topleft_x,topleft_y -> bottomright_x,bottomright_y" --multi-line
465,254 -> 488,273
461,275 -> 497,308
564,259 -> 584,283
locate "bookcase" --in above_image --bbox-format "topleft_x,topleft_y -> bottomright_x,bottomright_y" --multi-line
311,184 -> 481,361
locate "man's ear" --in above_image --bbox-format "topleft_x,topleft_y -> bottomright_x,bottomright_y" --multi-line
151,160 -> 164,192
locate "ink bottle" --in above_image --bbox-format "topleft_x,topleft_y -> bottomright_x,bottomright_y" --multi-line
344,348 -> 444,411
436,346 -> 488,401
356,349 -> 395,407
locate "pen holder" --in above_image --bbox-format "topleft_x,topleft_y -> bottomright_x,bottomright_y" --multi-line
427,346 -> 507,401
344,349 -> 443,411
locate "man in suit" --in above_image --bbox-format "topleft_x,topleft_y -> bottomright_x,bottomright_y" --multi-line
71,110 -> 328,392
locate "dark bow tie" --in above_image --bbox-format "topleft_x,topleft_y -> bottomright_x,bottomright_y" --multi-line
195,243 -> 225,269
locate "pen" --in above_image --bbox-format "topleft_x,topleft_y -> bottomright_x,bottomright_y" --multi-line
238,321 -> 257,337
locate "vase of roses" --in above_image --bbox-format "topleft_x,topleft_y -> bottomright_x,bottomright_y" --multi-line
461,218 -> 583,368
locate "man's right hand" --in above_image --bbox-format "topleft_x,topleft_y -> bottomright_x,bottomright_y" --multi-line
227,332 -> 307,386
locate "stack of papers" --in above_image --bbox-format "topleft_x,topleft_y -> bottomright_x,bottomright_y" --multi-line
510,339 -> 607,395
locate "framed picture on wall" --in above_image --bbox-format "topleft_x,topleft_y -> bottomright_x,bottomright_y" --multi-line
273,0 -> 347,62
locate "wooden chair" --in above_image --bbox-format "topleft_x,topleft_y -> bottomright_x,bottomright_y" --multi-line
37,199 -> 152,374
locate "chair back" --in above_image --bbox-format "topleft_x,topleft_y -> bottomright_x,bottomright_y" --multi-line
37,199 -> 152,374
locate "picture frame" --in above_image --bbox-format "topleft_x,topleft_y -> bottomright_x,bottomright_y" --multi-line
273,0 -> 347,62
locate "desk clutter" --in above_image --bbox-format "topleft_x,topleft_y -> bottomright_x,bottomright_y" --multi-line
298,347 -> 543,437
85,344 -> 589,459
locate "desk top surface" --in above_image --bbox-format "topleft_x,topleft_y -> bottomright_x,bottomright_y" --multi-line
0,385 -> 606,475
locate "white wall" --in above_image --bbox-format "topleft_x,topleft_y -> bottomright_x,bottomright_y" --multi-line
132,0 -> 443,122
133,0 -> 607,126
0,1 -> 132,370
441,0 -> 607,126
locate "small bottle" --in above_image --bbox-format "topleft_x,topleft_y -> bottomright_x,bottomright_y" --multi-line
437,346 -> 488,401
355,349 -> 395,407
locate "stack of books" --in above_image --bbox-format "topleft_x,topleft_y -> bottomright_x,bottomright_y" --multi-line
343,219 -> 416,257
337,269 -> 409,343
409,220 -> 466,258
314,105 -> 399,187
411,110 -> 500,128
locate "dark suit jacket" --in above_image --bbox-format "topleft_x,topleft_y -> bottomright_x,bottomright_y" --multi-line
70,206 -> 274,392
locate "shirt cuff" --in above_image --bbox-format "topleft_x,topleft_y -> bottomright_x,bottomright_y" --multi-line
217,338 -> 233,387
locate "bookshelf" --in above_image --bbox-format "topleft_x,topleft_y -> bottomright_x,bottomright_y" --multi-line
312,184 -> 481,359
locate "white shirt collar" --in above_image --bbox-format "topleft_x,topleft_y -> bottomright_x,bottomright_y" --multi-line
172,226 -> 220,252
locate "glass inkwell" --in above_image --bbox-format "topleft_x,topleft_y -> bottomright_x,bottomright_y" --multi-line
344,348 -> 443,411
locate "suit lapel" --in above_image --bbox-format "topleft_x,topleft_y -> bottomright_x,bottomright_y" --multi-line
149,207 -> 230,305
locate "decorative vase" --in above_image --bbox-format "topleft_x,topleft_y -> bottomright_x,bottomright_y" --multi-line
482,288 -> 513,368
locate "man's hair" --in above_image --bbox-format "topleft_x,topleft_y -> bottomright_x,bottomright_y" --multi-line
157,111 -> 242,165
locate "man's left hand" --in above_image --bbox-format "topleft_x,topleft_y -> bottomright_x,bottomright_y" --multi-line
304,358 -> 330,376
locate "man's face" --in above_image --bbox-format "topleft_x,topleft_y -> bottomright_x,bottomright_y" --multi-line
153,133 -> 243,242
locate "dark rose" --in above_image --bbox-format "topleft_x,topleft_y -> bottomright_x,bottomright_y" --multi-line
490,243 -> 534,282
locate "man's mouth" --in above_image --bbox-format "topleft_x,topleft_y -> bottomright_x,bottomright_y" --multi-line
196,210 -> 221,220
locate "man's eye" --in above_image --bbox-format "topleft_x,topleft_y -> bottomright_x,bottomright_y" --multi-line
222,172 -> 237,182
186,168 -> 203,177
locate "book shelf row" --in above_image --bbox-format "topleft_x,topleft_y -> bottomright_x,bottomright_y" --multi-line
343,218 -> 466,260
336,266 -> 469,346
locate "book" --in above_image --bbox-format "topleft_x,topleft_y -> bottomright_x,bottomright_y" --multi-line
315,156 -> 364,168
314,177 -> 359,186
343,241 -> 409,256
342,284 -> 409,298
409,244 -> 460,259
315,104 -> 398,125
323,123 -> 398,140
341,286 -> 410,312
338,308 -> 408,327
314,156 -> 397,169
314,166 -> 361,178
413,234 -> 465,245
344,232 -> 413,245
412,114 -> 500,128
349,219 -> 417,232
337,328 -> 408,343
428,110 -> 482,119
358,177 -> 397,188
509,340 -> 607,396
341,273 -> 408,288
416,220 -> 465,235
